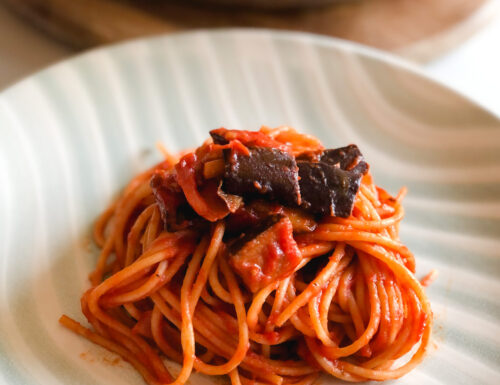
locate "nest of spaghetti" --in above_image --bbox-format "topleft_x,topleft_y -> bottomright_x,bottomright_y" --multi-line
60,127 -> 432,385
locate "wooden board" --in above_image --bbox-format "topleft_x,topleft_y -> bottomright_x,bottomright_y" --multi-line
1,0 -> 495,62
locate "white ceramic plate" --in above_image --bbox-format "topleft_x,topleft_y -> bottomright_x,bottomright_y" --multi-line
1,30 -> 499,385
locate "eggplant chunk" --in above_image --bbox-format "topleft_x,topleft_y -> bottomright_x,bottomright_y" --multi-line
230,215 -> 302,293
223,147 -> 301,206
321,144 -> 368,174
298,160 -> 365,218
298,144 -> 368,218
225,200 -> 317,237
211,131 -> 368,219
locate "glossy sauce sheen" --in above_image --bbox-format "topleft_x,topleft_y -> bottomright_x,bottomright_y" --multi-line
230,215 -> 302,292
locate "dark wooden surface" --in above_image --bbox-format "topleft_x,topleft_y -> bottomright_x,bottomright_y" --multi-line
0,0 -> 487,57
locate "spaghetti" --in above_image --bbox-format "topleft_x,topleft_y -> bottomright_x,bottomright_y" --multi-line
60,126 -> 432,384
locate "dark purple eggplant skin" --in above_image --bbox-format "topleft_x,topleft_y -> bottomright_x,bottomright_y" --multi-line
298,144 -> 368,218
201,132 -> 368,219
220,143 -> 367,218
222,147 -> 301,206
298,161 -> 363,217
321,145 -> 368,174
210,131 -> 229,145
297,162 -> 334,216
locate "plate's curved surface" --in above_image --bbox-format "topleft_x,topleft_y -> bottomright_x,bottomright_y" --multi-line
0,30 -> 499,385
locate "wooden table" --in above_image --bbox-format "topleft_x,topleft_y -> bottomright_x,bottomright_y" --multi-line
1,0 -> 495,62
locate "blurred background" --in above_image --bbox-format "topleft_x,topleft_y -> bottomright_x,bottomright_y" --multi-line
1,0 -> 499,115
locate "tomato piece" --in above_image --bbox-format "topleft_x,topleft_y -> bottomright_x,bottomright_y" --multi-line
175,152 -> 231,222
210,128 -> 290,153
